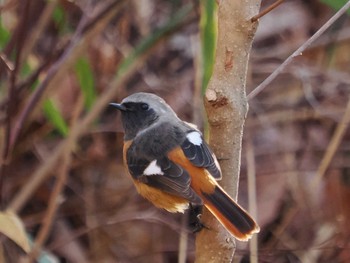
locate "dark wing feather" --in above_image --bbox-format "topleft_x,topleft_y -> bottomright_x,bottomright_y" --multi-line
128,156 -> 149,176
181,131 -> 222,179
126,147 -> 202,204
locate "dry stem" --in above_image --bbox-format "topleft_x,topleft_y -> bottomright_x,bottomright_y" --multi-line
248,0 -> 350,100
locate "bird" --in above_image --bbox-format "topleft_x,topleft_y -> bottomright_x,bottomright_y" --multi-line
110,92 -> 259,241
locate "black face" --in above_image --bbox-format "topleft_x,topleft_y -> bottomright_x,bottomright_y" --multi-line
118,102 -> 159,139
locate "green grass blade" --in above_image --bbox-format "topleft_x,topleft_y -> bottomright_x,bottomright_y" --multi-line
320,0 -> 350,15
0,21 -> 10,49
200,0 -> 217,93
43,99 -> 69,136
75,57 -> 96,109
52,4 -> 67,33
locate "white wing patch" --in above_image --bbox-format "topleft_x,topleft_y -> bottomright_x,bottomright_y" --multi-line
144,160 -> 164,175
212,153 -> 222,180
186,131 -> 202,146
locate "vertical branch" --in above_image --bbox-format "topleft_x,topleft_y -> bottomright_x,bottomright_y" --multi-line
246,137 -> 259,263
1,0 -> 31,207
2,0 -> 31,160
196,0 -> 261,262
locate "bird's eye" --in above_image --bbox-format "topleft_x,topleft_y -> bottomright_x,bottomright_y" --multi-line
141,103 -> 149,110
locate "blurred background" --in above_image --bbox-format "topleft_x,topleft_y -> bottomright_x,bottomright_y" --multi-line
0,0 -> 350,262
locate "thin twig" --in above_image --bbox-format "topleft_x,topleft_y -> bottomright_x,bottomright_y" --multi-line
24,88 -> 85,262
0,55 -> 57,116
24,150 -> 71,263
265,97 -> 350,248
178,214 -> 189,263
248,0 -> 350,100
1,0 -> 31,208
0,53 -> 14,72
3,0 -> 31,160
247,107 -> 343,128
313,96 -> 350,187
8,9 -> 88,151
250,0 -> 284,22
20,0 -> 58,66
48,209 -> 184,252
246,137 -> 258,263
8,0 -> 126,153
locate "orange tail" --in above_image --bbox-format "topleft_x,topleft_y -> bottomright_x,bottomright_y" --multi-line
201,185 -> 260,241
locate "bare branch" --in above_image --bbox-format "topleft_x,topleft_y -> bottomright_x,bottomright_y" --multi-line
8,0 -> 126,153
313,96 -> 350,186
251,0 -> 284,22
248,0 -> 350,100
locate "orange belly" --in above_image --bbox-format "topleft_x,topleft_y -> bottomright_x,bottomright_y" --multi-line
133,180 -> 189,213
123,140 -> 189,213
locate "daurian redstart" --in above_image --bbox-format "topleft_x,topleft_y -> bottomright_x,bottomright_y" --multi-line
110,92 -> 259,241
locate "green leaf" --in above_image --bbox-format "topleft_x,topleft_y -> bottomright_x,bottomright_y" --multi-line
320,0 -> 350,15
20,60 -> 32,78
43,99 -> 69,136
75,57 -> 96,109
53,4 -> 64,24
200,0 -> 217,93
0,21 -> 10,49
53,4 -> 73,34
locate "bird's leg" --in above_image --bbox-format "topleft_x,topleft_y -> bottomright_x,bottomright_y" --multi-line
188,203 -> 208,233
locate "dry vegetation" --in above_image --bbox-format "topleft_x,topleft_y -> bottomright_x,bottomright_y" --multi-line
0,0 -> 350,262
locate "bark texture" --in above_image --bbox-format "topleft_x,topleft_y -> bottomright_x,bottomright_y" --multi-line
195,1 -> 261,262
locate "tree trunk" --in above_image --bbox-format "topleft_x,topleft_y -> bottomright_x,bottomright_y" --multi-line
195,1 -> 261,262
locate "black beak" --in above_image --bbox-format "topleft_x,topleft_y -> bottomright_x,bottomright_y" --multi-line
109,103 -> 127,111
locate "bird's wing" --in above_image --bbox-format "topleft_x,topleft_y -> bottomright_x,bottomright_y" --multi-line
126,148 -> 202,204
181,130 -> 222,179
